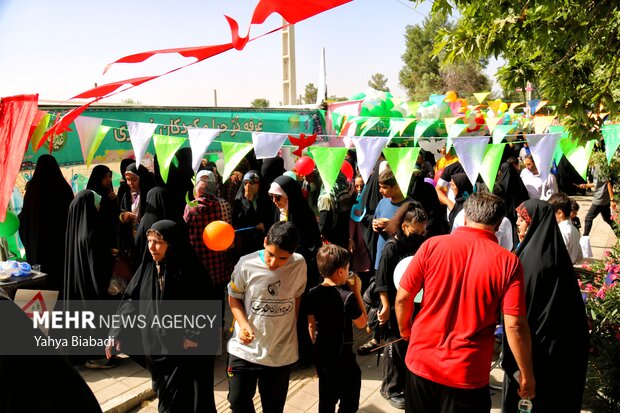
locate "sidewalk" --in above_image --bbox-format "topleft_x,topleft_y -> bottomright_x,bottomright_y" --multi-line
82,194 -> 615,413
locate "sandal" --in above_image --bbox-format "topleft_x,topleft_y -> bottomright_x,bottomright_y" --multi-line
357,339 -> 378,356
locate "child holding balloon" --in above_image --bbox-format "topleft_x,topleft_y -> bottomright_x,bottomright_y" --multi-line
375,202 -> 428,410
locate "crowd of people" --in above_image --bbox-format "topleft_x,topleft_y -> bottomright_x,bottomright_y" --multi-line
12,139 -> 617,412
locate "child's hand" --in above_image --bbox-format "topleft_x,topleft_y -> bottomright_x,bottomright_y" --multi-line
348,274 -> 362,295
239,325 -> 256,345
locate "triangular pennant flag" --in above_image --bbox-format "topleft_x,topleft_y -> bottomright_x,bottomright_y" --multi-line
473,92 -> 490,104
85,125 -> 111,167
360,118 -> 382,136
444,117 -> 460,134
485,117 -> 503,135
487,99 -> 502,115
602,124 -> 620,163
310,147 -> 348,192
388,118 -> 406,138
492,124 -> 516,144
351,136 -> 391,183
74,116 -> 104,164
509,102 -> 524,112
152,134 -> 186,183
418,138 -> 446,161
526,133 -> 563,182
221,142 -> 254,183
382,147 -> 420,196
127,121 -> 158,167
548,125 -> 568,165
449,101 -> 462,116
30,112 -> 51,152
187,127 -> 220,172
535,100 -> 548,114
414,120 -> 436,145
532,115 -> 556,134
447,123 -> 469,151
479,144 -> 506,190
451,136 -> 490,187
527,99 -> 541,115
559,138 -> 596,180
252,132 -> 287,159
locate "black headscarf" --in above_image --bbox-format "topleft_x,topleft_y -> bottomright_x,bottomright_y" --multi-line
86,165 -> 120,250
447,173 -> 473,230
233,171 -> 274,255
63,190 -> 112,301
117,158 -> 135,201
502,199 -> 589,412
555,155 -> 587,195
120,162 -> 153,219
135,187 -> 174,259
272,175 -> 321,260
493,162 -> 530,226
18,154 -> 74,291
260,157 -> 285,190
407,173 -> 450,237
361,159 -> 383,262
0,291 -> 102,413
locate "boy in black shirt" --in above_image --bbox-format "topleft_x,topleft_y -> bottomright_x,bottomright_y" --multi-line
307,244 -> 367,413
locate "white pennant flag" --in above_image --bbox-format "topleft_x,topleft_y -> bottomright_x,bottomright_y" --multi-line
74,116 -> 103,164
252,132 -> 288,159
451,136 -> 490,187
526,133 -> 563,182
351,136 -> 391,184
187,127 -> 220,172
127,121 -> 157,167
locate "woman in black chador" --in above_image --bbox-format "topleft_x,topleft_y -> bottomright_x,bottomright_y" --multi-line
108,220 -> 215,413
502,199 -> 589,412
86,164 -> 120,250
18,154 -> 74,292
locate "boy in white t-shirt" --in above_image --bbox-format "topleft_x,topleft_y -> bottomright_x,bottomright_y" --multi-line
227,221 -> 307,412
548,193 -> 583,264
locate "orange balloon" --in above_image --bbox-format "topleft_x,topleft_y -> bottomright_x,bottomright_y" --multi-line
203,220 -> 235,251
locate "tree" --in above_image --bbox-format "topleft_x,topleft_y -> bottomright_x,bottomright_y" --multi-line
121,98 -> 141,105
303,83 -> 318,104
250,98 -> 269,108
368,73 -> 390,92
399,13 -> 490,102
327,95 -> 348,102
412,0 -> 620,142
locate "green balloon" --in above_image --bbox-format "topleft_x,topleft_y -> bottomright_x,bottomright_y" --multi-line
0,211 -> 19,237
390,110 -> 404,118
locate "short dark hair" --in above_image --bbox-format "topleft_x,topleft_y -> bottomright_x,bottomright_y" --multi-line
548,192 -> 571,216
570,198 -> 580,212
507,156 -> 519,168
265,221 -> 300,253
316,244 -> 350,277
463,192 -> 505,227
378,167 -> 397,187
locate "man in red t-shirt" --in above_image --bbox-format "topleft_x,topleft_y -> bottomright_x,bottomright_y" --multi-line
395,192 -> 535,413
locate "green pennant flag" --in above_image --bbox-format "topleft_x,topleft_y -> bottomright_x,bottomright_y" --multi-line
153,134 -> 186,183
86,126 -> 111,167
479,144 -> 506,191
559,138 -> 595,180
492,124 -> 515,144
383,147 -> 421,197
221,142 -> 254,183
331,112 -> 345,135
548,126 -> 568,165
602,124 -> 620,163
414,120 -> 436,145
310,147 -> 348,192
361,117 -> 381,136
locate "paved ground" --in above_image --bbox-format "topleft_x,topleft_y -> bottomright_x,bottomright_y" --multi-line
80,194 -> 615,413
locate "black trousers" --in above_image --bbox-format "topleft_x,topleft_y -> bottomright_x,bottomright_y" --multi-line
583,203 -> 616,236
405,371 -> 491,413
381,333 -> 408,398
315,351 -> 361,413
227,355 -> 292,413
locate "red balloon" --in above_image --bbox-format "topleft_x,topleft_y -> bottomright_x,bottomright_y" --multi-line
295,156 -> 315,177
341,161 -> 354,182
203,220 -> 235,251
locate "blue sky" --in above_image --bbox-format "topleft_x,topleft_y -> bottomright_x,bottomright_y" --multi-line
0,0 -> 497,107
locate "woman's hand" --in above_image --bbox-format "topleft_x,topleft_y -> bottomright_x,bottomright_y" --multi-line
105,339 -> 121,359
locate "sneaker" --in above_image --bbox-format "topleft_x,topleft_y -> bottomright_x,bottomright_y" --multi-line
388,395 -> 406,410
357,339 -> 378,356
85,357 -> 120,369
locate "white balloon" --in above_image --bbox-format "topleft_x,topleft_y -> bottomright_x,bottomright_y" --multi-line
393,255 -> 424,304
